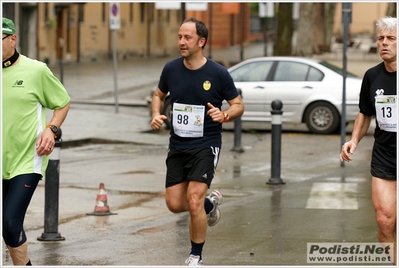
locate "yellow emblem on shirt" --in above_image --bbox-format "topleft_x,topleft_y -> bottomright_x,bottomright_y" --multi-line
203,80 -> 211,91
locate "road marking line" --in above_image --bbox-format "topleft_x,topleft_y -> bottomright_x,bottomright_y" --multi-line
306,182 -> 358,210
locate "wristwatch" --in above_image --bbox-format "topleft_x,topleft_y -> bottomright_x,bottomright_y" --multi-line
46,124 -> 58,138
222,112 -> 229,123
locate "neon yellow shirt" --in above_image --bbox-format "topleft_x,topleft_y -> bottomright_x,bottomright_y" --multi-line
2,55 -> 70,180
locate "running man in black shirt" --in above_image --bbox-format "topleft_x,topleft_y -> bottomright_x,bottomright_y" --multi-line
151,17 -> 244,266
340,16 -> 397,264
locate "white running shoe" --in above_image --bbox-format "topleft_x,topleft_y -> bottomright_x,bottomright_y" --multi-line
185,254 -> 203,266
207,190 -> 222,227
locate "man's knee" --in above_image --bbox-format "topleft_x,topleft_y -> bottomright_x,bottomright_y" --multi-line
166,202 -> 184,213
3,220 -> 26,247
375,211 -> 396,233
186,196 -> 205,217
376,213 -> 396,226
165,195 -> 188,213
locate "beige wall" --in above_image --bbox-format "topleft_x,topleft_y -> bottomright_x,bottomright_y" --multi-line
78,3 -> 182,62
65,5 -> 79,61
33,2 -> 392,64
37,3 -> 57,63
35,3 -> 183,64
79,3 -> 110,61
334,2 -> 389,36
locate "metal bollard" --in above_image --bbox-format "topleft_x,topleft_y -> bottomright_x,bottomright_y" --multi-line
38,128 -> 65,241
231,88 -> 244,153
267,100 -> 285,185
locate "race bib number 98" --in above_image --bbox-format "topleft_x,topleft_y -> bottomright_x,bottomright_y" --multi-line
375,95 -> 397,132
172,102 -> 205,137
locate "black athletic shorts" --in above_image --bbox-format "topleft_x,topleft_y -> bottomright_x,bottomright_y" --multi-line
370,141 -> 397,180
165,147 -> 220,188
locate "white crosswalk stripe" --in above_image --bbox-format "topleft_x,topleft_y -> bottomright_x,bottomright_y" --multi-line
306,182 -> 358,210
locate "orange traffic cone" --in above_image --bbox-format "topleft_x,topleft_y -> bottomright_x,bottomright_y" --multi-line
87,183 -> 117,216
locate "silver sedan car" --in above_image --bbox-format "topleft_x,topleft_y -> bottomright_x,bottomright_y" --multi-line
150,57 -> 362,134
225,57 -> 362,134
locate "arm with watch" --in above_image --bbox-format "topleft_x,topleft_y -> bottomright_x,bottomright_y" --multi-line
46,124 -> 59,138
36,103 -> 70,156
206,95 -> 244,124
219,94 -> 244,123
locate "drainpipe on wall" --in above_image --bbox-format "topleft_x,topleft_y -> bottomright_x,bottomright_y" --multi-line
146,4 -> 151,58
15,3 -> 20,52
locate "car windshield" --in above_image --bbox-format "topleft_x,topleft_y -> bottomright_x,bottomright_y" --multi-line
319,61 -> 358,78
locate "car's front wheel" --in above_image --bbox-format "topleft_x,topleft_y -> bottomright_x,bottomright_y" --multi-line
304,102 -> 340,134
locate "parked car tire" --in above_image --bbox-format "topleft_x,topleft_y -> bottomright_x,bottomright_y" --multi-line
304,102 -> 340,134
162,97 -> 172,129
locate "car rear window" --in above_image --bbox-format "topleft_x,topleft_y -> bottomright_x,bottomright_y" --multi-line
274,61 -> 324,82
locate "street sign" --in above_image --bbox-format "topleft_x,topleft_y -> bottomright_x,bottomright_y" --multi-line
109,2 -> 120,30
186,2 -> 208,11
292,3 -> 300,20
109,2 -> 120,112
259,2 -> 274,18
155,2 -> 181,10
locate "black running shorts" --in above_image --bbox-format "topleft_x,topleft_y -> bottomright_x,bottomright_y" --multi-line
165,147 -> 220,188
370,141 -> 397,180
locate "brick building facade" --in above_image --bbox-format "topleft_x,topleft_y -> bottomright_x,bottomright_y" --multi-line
2,2 -> 391,65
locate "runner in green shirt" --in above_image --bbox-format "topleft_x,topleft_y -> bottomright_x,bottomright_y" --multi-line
2,17 -> 70,265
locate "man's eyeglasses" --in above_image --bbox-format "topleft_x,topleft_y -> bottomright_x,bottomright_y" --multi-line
2,35 -> 10,40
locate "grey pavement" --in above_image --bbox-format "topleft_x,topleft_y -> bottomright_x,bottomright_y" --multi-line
2,44 -> 386,267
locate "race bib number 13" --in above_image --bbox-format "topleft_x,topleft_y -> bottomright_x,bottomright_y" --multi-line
172,102 -> 205,137
375,95 -> 397,132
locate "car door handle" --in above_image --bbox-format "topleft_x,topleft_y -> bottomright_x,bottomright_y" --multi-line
254,86 -> 265,89
302,86 -> 313,89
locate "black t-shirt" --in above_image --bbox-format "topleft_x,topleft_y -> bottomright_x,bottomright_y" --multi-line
359,62 -> 397,147
158,57 -> 238,149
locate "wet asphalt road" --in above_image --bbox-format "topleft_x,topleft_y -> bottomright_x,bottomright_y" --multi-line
3,106 -> 378,266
